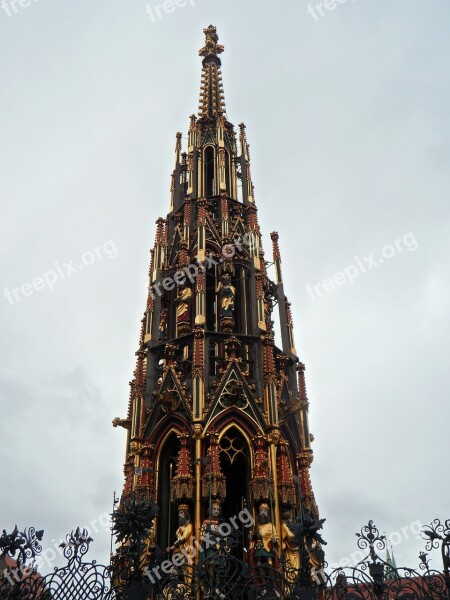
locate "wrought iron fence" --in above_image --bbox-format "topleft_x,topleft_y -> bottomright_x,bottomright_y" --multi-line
1,511 -> 448,599
323,519 -> 450,600
0,526 -> 112,600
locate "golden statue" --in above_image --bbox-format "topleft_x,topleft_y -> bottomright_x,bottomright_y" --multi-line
166,505 -> 194,580
159,307 -> 168,340
281,513 -> 300,581
176,286 -> 192,322
217,274 -> 235,318
249,503 -> 279,568
140,524 -> 157,572
199,24 -> 224,59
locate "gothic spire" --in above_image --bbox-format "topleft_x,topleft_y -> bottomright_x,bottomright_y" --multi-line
198,25 -> 226,119
115,28 -> 324,582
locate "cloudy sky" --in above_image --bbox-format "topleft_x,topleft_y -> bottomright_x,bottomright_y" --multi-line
1,0 -> 449,573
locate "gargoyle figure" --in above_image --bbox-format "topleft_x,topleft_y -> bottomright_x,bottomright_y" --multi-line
303,511 -> 327,546
112,417 -> 131,429
291,510 -> 327,548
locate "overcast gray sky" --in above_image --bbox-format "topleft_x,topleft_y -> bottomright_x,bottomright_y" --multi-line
1,0 -> 449,573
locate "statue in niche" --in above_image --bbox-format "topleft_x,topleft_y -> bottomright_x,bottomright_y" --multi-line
281,510 -> 300,581
166,504 -> 194,581
158,307 -> 168,341
200,500 -> 229,597
249,502 -> 279,568
200,499 -> 227,559
175,284 -> 192,335
217,273 -> 235,318
176,285 -> 192,322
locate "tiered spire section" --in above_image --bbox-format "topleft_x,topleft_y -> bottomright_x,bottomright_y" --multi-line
198,25 -> 226,118
114,26 -> 322,573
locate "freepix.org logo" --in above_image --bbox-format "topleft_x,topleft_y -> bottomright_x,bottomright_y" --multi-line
145,0 -> 196,22
307,0 -> 359,21
149,232 -> 260,300
1,0 -> 40,17
3,240 -> 119,306
144,508 -> 254,583
305,232 -> 418,301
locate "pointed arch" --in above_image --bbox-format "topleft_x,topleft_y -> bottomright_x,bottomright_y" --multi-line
209,406 -> 262,442
217,421 -> 254,469
224,148 -> 231,196
204,145 -> 215,197
281,414 -> 302,455
147,414 -> 190,454
216,423 -> 253,555
155,429 -> 182,550
232,263 -> 251,334
280,423 -> 300,465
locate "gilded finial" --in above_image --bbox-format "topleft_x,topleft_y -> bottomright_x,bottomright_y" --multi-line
199,24 -> 224,61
